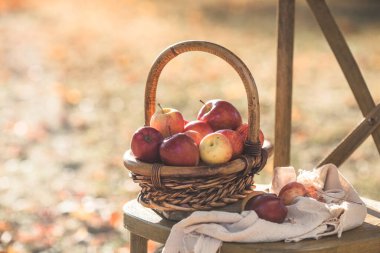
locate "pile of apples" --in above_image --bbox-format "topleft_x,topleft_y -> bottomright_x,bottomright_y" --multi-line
244,181 -> 322,223
131,99 -> 264,166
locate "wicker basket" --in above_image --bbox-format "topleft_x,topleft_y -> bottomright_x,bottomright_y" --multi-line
123,40 -> 267,217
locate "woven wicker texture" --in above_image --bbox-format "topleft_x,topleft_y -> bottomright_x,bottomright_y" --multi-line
124,40 -> 266,212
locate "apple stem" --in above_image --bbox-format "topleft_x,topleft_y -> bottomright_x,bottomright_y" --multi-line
199,99 -> 205,105
157,103 -> 164,113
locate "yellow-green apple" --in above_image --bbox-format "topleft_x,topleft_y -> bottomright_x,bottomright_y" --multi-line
236,123 -> 264,146
199,133 -> 233,165
197,99 -> 242,131
244,193 -> 288,223
183,130 -> 202,146
215,129 -> 244,158
131,126 -> 164,163
150,105 -> 184,138
159,133 -> 199,166
184,120 -> 213,139
279,182 -> 308,205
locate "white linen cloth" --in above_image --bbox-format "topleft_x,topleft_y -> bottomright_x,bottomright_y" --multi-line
163,163 -> 367,253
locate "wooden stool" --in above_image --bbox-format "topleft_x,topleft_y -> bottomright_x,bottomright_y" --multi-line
124,196 -> 380,253
124,0 -> 380,252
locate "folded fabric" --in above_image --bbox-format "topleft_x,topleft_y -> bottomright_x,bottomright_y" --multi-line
163,164 -> 367,253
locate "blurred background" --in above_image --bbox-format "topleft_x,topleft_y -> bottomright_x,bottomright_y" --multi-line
1,0 -> 379,252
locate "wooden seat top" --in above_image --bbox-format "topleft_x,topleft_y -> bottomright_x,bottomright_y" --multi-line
124,198 -> 380,253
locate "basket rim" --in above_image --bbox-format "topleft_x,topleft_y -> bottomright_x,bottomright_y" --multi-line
123,149 -> 257,178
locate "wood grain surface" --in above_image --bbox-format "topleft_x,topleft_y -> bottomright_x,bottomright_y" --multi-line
319,104 -> 380,167
275,0 -> 295,168
130,233 -> 147,253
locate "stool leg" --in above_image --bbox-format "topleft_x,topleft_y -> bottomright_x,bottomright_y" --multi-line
130,233 -> 147,253
307,0 -> 380,155
275,0 -> 295,168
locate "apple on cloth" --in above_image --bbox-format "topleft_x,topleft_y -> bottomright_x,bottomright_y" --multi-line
162,164 -> 367,253
244,193 -> 288,223
278,182 -> 308,205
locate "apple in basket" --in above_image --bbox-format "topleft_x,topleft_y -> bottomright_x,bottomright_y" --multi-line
183,130 -> 203,146
131,126 -> 164,163
236,123 -> 264,145
244,193 -> 288,223
184,120 -> 213,139
150,104 -> 184,138
197,99 -> 242,131
199,132 -> 233,165
159,133 -> 199,166
215,129 -> 244,159
279,182 -> 308,205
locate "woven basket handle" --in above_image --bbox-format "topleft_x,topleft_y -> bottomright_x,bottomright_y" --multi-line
145,40 -> 261,145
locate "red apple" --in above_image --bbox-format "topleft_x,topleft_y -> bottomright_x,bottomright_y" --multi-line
305,185 -> 324,202
131,126 -> 164,163
279,182 -> 308,205
183,119 -> 189,127
150,105 -> 184,138
259,130 -> 264,144
199,133 -> 233,165
236,123 -> 264,146
183,130 -> 203,146
236,123 -> 248,140
215,129 -> 244,158
184,120 -> 213,139
245,193 -> 288,223
197,99 -> 242,131
159,133 -> 199,166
